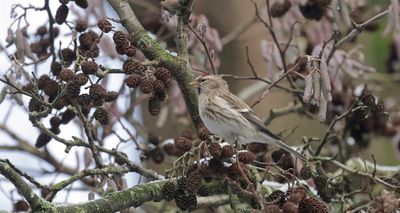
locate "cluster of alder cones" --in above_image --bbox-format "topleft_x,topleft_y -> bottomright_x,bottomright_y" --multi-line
25,10 -> 172,148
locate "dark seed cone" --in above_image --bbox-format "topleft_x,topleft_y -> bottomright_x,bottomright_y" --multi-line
227,162 -> 248,180
181,129 -> 194,140
186,164 -> 198,176
186,170 -> 203,195
89,84 -> 107,103
147,132 -> 160,146
174,137 -> 192,152
197,126 -> 210,140
250,196 -> 262,209
246,142 -> 268,154
36,26 -> 48,36
61,109 -> 76,124
55,4 -> 69,25
150,148 -> 164,164
208,142 -> 222,158
50,116 -> 61,128
43,79 -> 59,97
51,61 -> 62,76
66,81 -> 81,99
14,200 -> 30,212
22,83 -> 34,93
161,181 -> 175,201
81,61 -> 98,75
79,30 -> 98,50
148,96 -> 161,116
300,165 -> 312,180
105,91 -> 118,102
38,75 -> 51,90
75,19 -> 88,32
313,175 -> 327,190
153,79 -> 165,95
282,202 -> 298,213
266,190 -> 285,204
140,79 -> 154,94
299,2 -> 326,21
74,0 -> 88,8
209,158 -> 225,176
298,197 -> 329,213
177,177 -> 187,190
154,67 -> 171,82
361,94 -> 376,107
163,143 -> 180,156
94,107 -> 110,125
221,144 -> 234,158
156,89 -> 166,102
50,126 -> 61,135
115,45 -> 125,55
264,204 -> 281,213
197,185 -> 209,196
270,0 -> 292,18
124,46 -> 136,57
317,188 -> 332,203
113,31 -> 130,47
287,187 -> 307,204
35,133 -> 51,148
77,94 -> 91,105
28,97 -> 44,112
272,149 -> 294,170
237,150 -> 255,164
123,60 -> 144,75
126,74 -> 142,88
97,18 -> 112,33
175,192 -> 197,211
73,73 -> 88,86
60,48 -> 76,65
59,68 -> 74,82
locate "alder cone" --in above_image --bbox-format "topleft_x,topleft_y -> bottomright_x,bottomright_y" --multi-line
97,18 -> 112,33
94,107 -> 109,125
126,74 -> 141,88
73,73 -> 88,86
59,68 -> 74,82
55,4 -> 69,25
140,79 -> 153,94
35,133 -> 51,148
174,137 -> 192,152
75,19 -> 88,32
51,61 -> 62,76
74,0 -> 88,8
148,96 -> 161,116
81,61 -> 98,75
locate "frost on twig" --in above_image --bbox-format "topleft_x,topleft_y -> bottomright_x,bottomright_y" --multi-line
302,55 -> 332,122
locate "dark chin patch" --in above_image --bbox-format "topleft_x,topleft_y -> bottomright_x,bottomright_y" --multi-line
197,87 -> 201,94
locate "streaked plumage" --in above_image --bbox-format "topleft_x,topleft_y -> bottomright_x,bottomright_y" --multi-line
195,75 -> 306,162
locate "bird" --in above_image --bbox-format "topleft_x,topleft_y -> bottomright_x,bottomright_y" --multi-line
192,74 -> 306,162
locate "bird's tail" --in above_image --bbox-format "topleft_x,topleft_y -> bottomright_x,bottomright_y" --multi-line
272,139 -> 306,162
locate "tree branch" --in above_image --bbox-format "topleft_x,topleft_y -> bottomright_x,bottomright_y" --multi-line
107,0 -> 202,128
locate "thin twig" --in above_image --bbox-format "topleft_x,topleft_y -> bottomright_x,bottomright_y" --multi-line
188,24 -> 216,75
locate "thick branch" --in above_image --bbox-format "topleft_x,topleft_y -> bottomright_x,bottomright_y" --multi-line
0,159 -> 54,211
107,0 -> 202,128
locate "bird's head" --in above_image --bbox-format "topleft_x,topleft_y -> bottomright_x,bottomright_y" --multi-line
191,75 -> 229,95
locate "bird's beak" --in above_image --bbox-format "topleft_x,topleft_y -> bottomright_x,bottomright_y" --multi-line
190,80 -> 200,88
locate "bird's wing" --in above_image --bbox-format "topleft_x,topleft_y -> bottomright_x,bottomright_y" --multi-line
240,110 -> 281,140
217,93 -> 306,161
220,92 -> 281,140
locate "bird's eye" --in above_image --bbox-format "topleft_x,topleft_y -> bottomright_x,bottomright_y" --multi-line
200,78 -> 207,82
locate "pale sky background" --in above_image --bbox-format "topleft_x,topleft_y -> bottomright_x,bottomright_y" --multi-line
0,1 -> 143,211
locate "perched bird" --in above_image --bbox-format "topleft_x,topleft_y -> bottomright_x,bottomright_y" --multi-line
192,75 -> 306,162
